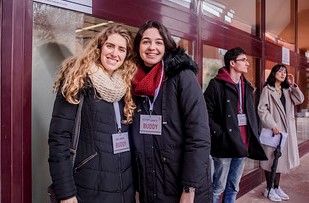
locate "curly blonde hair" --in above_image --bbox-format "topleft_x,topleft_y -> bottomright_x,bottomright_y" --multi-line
53,23 -> 137,124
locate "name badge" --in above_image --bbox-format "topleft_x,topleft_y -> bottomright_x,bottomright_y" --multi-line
140,115 -> 162,135
112,132 -> 130,154
237,114 -> 247,126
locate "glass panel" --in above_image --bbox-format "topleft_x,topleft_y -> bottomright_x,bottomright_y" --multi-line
202,45 -> 257,90
297,0 -> 309,145
167,0 -> 192,8
266,0 -> 295,50
32,2 -> 138,202
298,0 -> 309,61
296,117 -> 309,144
173,36 -> 194,58
297,68 -> 309,112
202,45 -> 259,175
296,68 -> 309,144
297,67 -> 309,145
202,0 -> 257,35
202,45 -> 224,91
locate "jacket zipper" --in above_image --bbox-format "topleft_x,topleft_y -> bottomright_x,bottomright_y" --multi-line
74,152 -> 98,172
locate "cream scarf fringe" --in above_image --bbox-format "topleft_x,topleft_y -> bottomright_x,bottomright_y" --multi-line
89,63 -> 127,103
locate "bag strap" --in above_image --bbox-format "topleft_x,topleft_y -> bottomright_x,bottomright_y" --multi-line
70,94 -> 84,164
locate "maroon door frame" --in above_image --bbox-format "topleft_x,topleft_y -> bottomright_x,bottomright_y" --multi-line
1,0 -> 32,202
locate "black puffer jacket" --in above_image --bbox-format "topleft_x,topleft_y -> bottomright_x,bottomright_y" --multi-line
48,85 -> 135,203
131,48 -> 212,203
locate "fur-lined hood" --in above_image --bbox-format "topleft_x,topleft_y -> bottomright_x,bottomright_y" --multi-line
164,47 -> 198,77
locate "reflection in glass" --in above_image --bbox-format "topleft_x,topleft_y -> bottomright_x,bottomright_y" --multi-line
202,0 -> 256,35
173,36 -> 194,58
266,0 -> 295,50
32,4 -> 86,202
202,45 -> 224,91
297,0 -> 309,60
297,68 -> 308,114
296,69 -> 309,145
167,0 -> 192,8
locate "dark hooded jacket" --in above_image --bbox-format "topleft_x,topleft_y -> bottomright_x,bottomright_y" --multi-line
203,67 -> 267,160
131,48 -> 212,203
48,82 -> 135,203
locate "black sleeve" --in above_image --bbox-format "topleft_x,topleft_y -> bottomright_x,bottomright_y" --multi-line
178,70 -> 211,187
48,90 -> 78,200
203,79 -> 224,137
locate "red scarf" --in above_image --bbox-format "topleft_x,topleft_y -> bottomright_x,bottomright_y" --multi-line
132,62 -> 164,96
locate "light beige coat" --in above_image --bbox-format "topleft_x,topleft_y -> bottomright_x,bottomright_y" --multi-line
258,84 -> 304,173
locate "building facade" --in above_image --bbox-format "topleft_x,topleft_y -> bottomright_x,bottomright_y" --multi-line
1,0 -> 309,202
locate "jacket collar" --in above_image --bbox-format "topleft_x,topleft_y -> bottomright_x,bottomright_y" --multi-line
164,47 -> 198,78
266,84 -> 288,128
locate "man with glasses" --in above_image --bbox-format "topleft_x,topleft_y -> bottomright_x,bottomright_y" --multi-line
203,47 -> 267,203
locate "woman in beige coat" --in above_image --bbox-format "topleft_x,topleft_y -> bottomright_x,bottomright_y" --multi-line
258,64 -> 304,202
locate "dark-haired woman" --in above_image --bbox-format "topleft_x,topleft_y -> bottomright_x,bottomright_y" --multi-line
130,20 -> 212,203
258,64 -> 304,202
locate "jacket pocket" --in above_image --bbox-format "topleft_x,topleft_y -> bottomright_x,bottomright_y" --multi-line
161,151 -> 182,195
74,152 -> 98,172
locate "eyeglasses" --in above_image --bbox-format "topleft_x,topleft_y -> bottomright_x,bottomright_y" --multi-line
235,58 -> 248,62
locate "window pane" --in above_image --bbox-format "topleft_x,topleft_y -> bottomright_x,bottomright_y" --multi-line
202,0 -> 257,35
266,0 -> 295,50
173,36 -> 194,58
202,45 -> 224,91
296,68 -> 309,144
202,45 -> 257,90
297,0 -> 309,58
167,0 -> 192,8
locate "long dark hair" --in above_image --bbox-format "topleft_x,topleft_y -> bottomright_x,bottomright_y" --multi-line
133,20 -> 177,67
264,64 -> 290,89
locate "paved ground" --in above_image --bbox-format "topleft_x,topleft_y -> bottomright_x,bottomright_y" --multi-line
237,153 -> 309,203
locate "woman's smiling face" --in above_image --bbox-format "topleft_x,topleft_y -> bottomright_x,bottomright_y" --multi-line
139,28 -> 165,67
100,33 -> 127,76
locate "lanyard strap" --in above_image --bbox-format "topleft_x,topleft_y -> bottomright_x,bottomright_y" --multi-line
238,80 -> 243,114
113,102 -> 122,132
148,61 -> 164,114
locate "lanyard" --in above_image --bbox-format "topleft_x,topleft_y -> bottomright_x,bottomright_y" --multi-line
148,61 -> 164,115
113,102 -> 122,132
238,80 -> 243,114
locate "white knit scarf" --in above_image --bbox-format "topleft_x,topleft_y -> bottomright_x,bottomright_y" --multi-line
88,63 -> 127,103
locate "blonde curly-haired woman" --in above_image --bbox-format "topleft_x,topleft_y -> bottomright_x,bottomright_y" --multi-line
48,23 -> 137,203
